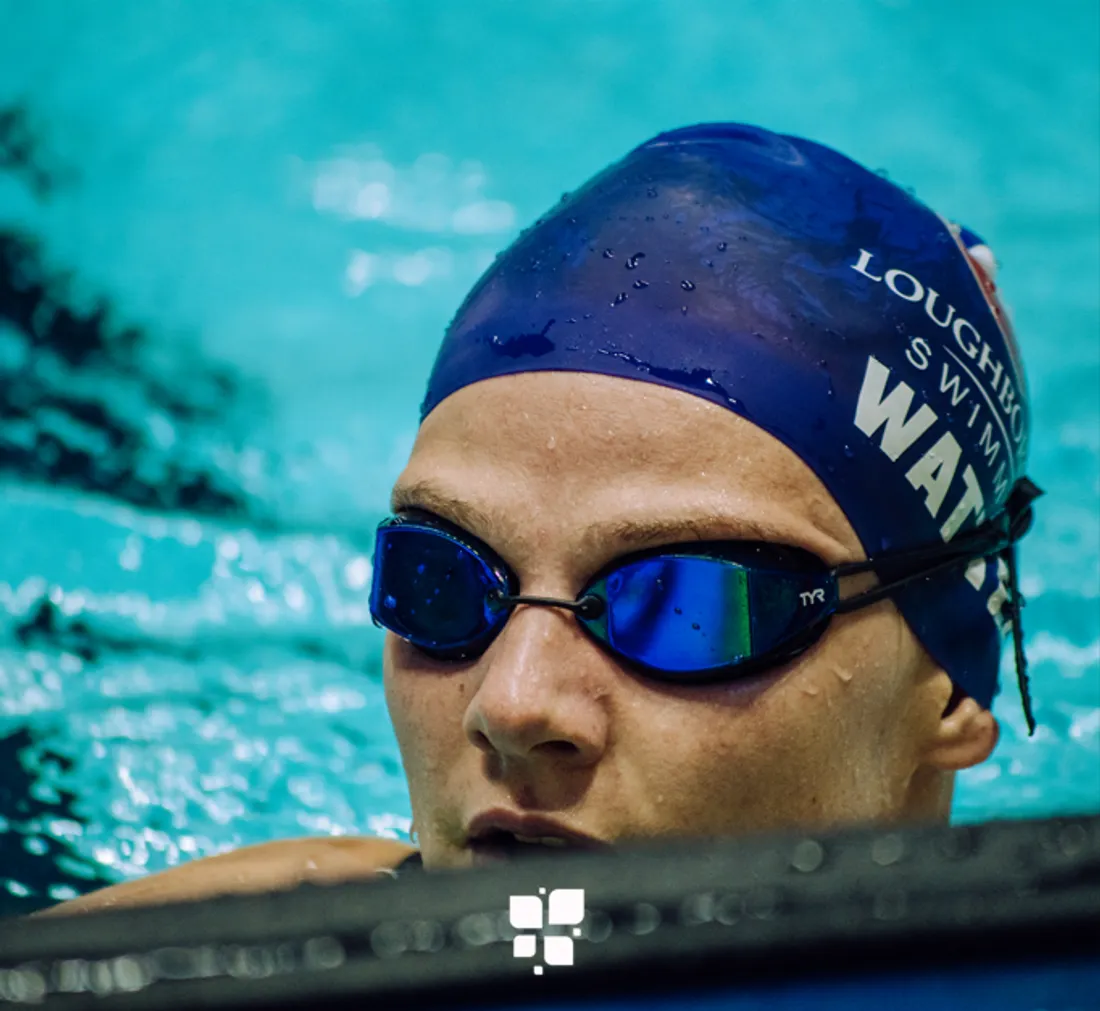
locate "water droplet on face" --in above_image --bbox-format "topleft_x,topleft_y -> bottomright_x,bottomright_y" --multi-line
603,248 -> 614,258
680,280 -> 696,291
632,279 -> 649,289
546,434 -> 557,450
717,241 -> 728,252
625,252 -> 646,269
612,292 -> 628,306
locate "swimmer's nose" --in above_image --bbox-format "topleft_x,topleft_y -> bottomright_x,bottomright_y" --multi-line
461,603 -> 609,768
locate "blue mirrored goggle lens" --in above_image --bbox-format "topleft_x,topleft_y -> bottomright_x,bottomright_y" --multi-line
598,555 -> 754,673
371,523 -> 834,674
370,526 -> 505,648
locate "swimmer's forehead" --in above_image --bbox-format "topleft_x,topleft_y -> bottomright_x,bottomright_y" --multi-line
392,373 -> 860,566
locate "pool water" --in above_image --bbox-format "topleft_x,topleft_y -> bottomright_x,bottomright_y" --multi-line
0,0 -> 1097,917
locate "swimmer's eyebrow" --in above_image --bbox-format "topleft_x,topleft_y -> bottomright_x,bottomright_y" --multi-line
390,482 -> 495,539
390,482 -> 778,551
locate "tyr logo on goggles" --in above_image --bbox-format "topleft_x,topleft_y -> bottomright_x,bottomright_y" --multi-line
369,479 -> 1042,725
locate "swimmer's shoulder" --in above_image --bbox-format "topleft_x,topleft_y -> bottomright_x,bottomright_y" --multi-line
32,836 -> 418,918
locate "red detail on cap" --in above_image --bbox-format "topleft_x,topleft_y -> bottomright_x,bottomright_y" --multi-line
951,230 -> 1025,386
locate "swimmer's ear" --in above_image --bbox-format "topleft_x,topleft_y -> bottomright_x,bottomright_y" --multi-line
923,696 -> 1000,771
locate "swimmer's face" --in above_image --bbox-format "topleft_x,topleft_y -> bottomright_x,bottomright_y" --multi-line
382,372 -> 998,868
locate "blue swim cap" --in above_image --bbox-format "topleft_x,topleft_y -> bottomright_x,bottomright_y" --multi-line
421,123 -> 1033,712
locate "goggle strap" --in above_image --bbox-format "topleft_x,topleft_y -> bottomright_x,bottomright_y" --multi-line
834,520 -> 1010,586
833,547 -> 997,615
1004,543 -> 1037,737
837,476 -> 1044,735
835,477 -> 1043,588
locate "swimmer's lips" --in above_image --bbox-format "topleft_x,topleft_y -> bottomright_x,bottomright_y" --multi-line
466,811 -> 609,862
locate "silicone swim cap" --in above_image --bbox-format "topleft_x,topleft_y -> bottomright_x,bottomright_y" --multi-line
420,122 -> 1033,711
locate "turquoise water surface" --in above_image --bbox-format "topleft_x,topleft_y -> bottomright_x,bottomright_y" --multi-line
0,0 -> 1097,916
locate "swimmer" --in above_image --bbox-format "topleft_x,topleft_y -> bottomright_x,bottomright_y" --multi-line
40,122 -> 1042,915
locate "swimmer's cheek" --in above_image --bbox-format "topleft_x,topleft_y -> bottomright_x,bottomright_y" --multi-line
30,837 -> 417,918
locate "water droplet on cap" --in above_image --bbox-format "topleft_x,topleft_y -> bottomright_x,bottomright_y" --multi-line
717,241 -> 728,252
680,280 -> 696,291
632,279 -> 649,289
612,292 -> 628,305
625,252 -> 646,269
603,248 -> 614,258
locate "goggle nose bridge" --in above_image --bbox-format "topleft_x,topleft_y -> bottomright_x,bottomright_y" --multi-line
490,591 -> 606,621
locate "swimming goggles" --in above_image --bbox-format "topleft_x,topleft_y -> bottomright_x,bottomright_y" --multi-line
369,478 -> 1043,729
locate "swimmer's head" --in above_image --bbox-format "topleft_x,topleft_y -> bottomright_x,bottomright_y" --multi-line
381,124 -> 1040,867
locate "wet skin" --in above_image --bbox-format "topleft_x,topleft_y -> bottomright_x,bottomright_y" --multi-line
385,371 -> 1000,871
37,369 -> 1001,915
